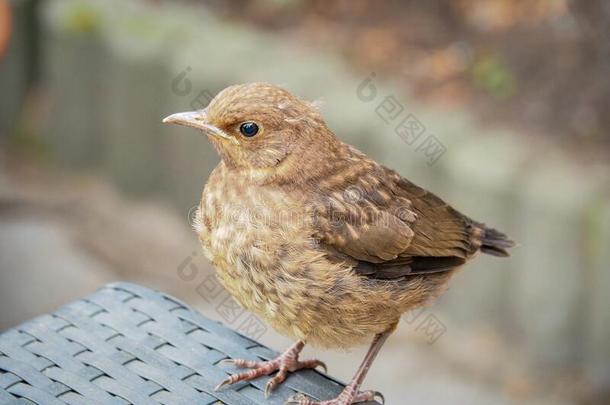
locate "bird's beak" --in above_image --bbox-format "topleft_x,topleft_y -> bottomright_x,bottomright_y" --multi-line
162,109 -> 236,143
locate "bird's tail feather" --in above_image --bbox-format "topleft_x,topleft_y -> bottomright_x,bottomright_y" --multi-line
479,226 -> 515,257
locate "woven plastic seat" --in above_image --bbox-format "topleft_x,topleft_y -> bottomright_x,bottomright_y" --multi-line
0,282 -> 380,404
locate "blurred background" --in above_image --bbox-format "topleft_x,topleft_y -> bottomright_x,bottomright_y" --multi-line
1,0 -> 609,404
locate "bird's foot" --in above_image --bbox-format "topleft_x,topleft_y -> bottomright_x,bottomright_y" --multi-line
215,341 -> 326,397
286,386 -> 384,405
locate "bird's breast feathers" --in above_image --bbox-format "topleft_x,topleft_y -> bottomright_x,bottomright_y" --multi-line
194,166 -> 410,346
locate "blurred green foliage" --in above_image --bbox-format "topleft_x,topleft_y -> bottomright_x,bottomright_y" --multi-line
62,3 -> 100,34
471,54 -> 516,99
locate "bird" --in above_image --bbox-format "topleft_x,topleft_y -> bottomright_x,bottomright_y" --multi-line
163,82 -> 515,405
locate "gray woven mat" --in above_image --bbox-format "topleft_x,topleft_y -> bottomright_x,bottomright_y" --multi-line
0,282 -> 379,404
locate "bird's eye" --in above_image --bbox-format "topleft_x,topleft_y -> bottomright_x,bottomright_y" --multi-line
239,122 -> 259,137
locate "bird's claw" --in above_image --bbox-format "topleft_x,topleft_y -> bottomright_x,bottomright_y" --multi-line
218,358 -> 257,368
213,377 -> 231,391
285,389 -> 384,405
285,392 -> 309,404
372,391 -> 385,404
214,345 -> 326,397
264,369 -> 287,398
314,360 -> 328,374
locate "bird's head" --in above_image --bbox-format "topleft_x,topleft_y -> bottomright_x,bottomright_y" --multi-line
163,83 -> 331,172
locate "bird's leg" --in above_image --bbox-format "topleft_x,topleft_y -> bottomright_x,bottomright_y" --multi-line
215,340 -> 326,397
286,329 -> 392,405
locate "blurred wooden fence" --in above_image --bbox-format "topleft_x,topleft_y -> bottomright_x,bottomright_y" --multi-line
1,0 -> 609,393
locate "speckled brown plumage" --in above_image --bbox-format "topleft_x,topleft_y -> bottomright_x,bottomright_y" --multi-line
163,83 -> 514,404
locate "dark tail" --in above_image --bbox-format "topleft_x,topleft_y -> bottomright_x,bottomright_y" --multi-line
479,226 -> 515,257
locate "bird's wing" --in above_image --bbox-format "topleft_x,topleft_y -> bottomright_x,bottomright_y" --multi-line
311,163 -> 484,279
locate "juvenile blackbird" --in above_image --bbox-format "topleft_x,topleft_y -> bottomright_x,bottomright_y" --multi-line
163,83 -> 514,405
